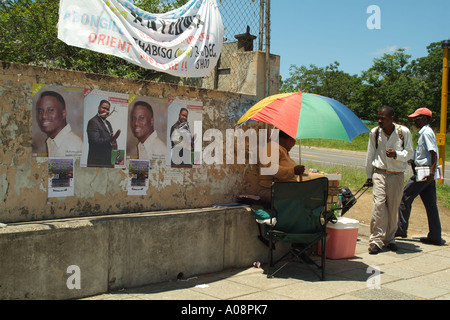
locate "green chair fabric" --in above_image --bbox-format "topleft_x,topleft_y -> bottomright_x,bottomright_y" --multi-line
267,177 -> 330,280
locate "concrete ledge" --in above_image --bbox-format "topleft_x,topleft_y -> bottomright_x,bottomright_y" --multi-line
0,206 -> 277,300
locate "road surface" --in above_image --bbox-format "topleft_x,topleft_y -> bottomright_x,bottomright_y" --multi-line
289,146 -> 450,186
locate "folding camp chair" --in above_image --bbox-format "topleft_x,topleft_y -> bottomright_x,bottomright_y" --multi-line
267,178 -> 332,280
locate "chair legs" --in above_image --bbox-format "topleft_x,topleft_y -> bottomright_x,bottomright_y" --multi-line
267,235 -> 327,280
320,234 -> 326,281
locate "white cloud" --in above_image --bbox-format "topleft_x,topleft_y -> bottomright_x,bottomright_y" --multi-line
370,45 -> 411,56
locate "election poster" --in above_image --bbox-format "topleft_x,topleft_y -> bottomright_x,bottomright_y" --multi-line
127,95 -> 169,161
48,158 -> 75,197
57,0 -> 224,77
128,159 -> 150,195
81,89 -> 130,168
32,84 -> 84,158
167,99 -> 203,168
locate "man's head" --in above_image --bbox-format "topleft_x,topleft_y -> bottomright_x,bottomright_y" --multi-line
178,108 -> 188,123
36,91 -> 67,139
130,101 -> 155,143
377,106 -> 395,131
98,100 -> 111,119
278,130 -> 296,152
408,107 -> 432,129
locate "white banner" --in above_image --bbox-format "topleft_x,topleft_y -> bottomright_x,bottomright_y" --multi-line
58,0 -> 224,77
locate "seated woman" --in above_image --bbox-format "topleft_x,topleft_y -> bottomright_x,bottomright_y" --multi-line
257,130 -> 306,204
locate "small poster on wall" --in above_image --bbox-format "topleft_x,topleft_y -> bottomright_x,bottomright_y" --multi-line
48,158 -> 75,197
128,160 -> 150,196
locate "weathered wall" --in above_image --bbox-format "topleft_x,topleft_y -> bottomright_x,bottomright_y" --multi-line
0,61 -> 261,223
0,206 -> 287,300
201,45 -> 281,99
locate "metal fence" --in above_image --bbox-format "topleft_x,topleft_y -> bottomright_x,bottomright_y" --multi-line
203,0 -> 270,93
218,0 -> 267,52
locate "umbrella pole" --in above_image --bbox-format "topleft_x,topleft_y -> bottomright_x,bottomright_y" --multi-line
298,140 -> 302,182
298,140 -> 302,164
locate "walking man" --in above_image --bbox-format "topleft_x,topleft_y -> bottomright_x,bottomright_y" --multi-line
396,108 -> 444,246
365,106 -> 414,254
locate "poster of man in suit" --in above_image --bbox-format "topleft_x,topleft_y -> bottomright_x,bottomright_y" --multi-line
80,89 -> 129,168
166,99 -> 203,168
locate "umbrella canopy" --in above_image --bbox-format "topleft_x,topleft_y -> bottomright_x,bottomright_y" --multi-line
235,92 -> 369,142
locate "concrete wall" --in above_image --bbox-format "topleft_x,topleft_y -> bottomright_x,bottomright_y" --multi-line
0,61 -> 262,223
0,206 -> 281,300
201,45 -> 281,100
0,62 -> 284,299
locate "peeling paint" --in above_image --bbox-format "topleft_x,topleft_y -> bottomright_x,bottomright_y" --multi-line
0,61 -> 260,223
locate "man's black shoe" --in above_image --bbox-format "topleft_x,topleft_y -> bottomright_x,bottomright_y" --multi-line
395,232 -> 407,238
419,237 -> 445,246
368,243 -> 381,254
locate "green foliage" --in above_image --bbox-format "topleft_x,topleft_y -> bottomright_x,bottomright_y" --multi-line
281,45 -> 449,128
303,142 -> 450,210
282,61 -> 362,110
0,0 -> 189,79
301,126 -> 449,162
301,129 -> 450,208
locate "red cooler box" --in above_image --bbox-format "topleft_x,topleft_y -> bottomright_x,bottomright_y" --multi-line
324,217 -> 359,259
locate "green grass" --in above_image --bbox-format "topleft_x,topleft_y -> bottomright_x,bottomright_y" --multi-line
303,160 -> 450,209
299,127 -> 450,162
302,149 -> 450,209
297,126 -> 450,208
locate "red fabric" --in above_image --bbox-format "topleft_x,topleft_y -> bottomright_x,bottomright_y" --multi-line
251,92 -> 302,139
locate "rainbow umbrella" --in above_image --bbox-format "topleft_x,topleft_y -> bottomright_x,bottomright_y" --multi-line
235,92 -> 369,142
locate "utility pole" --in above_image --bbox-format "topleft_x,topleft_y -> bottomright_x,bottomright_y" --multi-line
265,0 -> 271,98
438,40 -> 449,185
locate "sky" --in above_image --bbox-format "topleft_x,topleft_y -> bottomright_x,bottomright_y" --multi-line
270,0 -> 450,80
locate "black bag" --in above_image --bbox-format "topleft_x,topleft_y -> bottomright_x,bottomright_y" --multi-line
339,187 -> 357,215
339,185 -> 370,215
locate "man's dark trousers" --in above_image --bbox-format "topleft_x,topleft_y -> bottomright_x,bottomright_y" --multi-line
397,176 -> 441,241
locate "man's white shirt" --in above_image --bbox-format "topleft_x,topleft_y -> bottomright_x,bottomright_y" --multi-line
46,124 -> 83,157
137,131 -> 166,160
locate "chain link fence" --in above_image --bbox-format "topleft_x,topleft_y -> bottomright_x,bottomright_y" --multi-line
219,0 -> 267,89
178,0 -> 270,92
218,0 -> 266,51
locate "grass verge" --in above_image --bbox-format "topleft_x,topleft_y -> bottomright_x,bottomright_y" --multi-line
304,161 -> 450,209
299,126 -> 449,209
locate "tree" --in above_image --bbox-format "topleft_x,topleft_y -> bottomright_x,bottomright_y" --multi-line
361,46 -> 444,125
280,62 -> 362,117
281,44 -> 446,125
0,0 -> 189,80
359,49 -> 415,123
409,41 -> 446,127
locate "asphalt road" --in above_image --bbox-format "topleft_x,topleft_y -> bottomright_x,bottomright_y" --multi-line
289,146 -> 450,186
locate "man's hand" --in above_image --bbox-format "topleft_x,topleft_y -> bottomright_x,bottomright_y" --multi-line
112,129 -> 121,141
110,130 -> 121,150
422,173 -> 435,182
365,179 -> 373,187
386,148 -> 397,159
294,165 -> 305,176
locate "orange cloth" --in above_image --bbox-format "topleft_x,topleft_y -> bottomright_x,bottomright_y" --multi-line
258,141 -> 325,188
258,141 -> 300,188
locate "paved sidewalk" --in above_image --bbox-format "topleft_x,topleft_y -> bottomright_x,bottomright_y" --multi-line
83,226 -> 449,301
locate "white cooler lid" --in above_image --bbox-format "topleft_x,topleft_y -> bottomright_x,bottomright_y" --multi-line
327,217 -> 359,230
